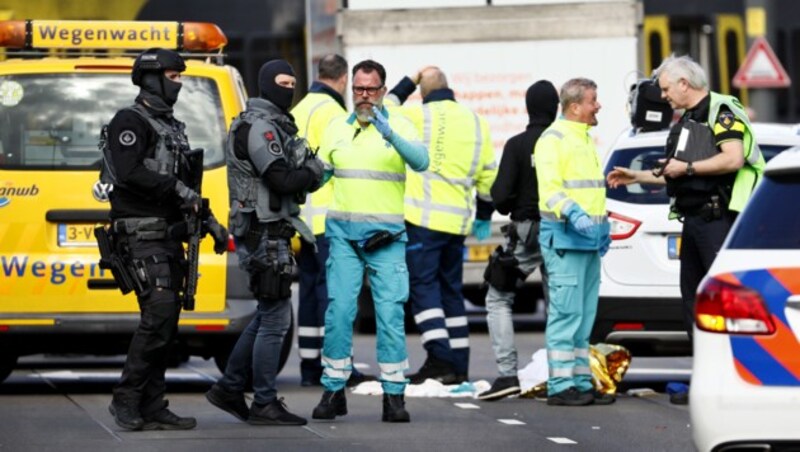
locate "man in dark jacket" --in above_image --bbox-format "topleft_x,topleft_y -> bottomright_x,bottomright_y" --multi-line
477,80 -> 557,401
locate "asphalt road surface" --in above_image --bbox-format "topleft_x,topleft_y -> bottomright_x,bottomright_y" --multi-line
0,327 -> 694,452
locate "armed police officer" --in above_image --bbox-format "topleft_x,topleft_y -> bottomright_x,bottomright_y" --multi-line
104,48 -> 227,431
204,60 -> 324,426
608,55 -> 764,341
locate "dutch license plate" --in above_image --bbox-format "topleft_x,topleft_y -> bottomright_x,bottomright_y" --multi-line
58,223 -> 97,247
667,235 -> 681,260
465,244 -> 495,262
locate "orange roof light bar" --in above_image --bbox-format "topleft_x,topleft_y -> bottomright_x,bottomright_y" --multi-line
182,22 -> 227,51
0,20 -> 227,52
0,20 -> 27,48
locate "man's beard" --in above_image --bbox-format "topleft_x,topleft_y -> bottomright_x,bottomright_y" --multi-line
355,100 -> 378,122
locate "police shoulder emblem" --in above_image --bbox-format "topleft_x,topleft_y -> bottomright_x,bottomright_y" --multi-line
718,111 -> 735,130
119,130 -> 137,146
269,141 -> 282,155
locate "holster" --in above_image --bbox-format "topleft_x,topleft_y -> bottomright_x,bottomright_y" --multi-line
248,240 -> 294,300
483,223 -> 524,292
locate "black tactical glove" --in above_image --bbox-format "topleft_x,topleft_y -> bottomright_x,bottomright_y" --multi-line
203,215 -> 229,255
174,180 -> 200,211
304,157 -> 325,193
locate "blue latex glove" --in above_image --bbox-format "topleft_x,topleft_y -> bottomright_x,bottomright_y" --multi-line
573,215 -> 594,235
369,106 -> 393,139
472,219 -> 491,241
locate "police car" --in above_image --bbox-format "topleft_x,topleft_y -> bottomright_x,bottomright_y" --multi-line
592,122 -> 800,355
690,146 -> 800,452
0,20 -> 291,382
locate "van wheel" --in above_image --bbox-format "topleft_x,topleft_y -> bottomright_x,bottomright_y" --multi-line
213,309 -> 294,375
0,350 -> 18,384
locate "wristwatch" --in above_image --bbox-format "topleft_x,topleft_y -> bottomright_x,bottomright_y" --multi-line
686,161 -> 695,176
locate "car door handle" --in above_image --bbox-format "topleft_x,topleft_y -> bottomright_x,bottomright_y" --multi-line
787,295 -> 800,310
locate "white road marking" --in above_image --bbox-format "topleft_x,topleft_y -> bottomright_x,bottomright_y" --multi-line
498,419 -> 525,425
454,403 -> 480,409
548,437 -> 577,444
626,368 -> 691,376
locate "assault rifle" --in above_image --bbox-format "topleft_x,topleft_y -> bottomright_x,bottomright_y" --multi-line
182,148 -> 205,311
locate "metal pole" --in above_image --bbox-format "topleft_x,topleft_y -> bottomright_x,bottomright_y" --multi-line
745,0 -> 777,122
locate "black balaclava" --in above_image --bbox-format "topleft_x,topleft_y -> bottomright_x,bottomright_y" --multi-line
526,80 -> 559,126
139,72 -> 182,109
258,59 -> 296,112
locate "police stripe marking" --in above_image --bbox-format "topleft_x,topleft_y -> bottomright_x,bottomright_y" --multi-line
547,437 -> 577,444
498,419 -> 525,425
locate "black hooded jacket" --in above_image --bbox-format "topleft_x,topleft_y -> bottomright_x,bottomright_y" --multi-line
490,81 -> 559,221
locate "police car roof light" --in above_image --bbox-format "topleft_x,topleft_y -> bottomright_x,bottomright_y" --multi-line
0,20 -> 227,53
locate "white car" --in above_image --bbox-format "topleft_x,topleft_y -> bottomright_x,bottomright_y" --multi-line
592,123 -> 800,355
691,146 -> 800,452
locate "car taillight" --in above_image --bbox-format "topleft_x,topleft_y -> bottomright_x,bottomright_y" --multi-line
608,212 -> 641,240
227,235 -> 236,252
695,277 -> 775,335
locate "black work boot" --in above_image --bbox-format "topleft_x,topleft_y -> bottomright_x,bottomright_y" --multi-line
205,384 -> 250,421
142,408 -> 197,430
407,356 -> 456,385
382,394 -> 410,423
108,401 -> 144,431
312,389 -> 347,420
248,398 -> 307,426
582,389 -> 616,405
547,387 -> 594,406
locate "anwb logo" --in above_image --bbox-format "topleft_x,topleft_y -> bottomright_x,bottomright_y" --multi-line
0,183 -> 39,208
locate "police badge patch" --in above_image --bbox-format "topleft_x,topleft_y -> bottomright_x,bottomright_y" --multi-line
718,111 -> 735,130
269,141 -> 282,155
119,130 -> 137,146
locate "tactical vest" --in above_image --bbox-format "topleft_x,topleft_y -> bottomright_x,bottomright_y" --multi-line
226,99 -> 314,242
100,103 -> 190,188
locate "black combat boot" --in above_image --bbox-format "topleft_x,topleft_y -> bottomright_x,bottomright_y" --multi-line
312,389 -> 347,420
407,356 -> 456,385
108,401 -> 144,431
382,393 -> 410,423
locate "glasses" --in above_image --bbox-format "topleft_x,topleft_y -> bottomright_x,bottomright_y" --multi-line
352,85 -> 383,95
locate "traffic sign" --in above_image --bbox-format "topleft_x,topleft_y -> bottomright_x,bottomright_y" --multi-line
732,37 -> 791,88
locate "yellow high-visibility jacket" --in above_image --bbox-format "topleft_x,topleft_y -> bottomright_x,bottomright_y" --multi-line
399,99 -> 497,235
291,88 -> 346,235
534,118 -> 610,250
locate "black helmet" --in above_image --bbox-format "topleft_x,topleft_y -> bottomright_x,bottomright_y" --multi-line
131,48 -> 186,86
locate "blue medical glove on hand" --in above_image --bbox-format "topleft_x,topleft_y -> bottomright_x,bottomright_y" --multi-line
573,215 -> 594,234
369,106 -> 393,139
472,219 -> 491,241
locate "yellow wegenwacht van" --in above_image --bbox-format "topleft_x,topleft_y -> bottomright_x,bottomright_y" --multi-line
0,20 -> 291,383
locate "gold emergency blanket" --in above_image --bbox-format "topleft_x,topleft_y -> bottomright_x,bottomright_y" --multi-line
520,343 -> 631,398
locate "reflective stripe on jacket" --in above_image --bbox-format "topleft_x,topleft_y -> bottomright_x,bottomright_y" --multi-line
399,100 -> 497,235
534,118 -> 609,250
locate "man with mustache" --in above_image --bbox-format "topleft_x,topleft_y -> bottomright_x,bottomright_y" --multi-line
312,59 -> 429,423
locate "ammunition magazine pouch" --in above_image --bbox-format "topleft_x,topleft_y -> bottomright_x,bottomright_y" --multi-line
248,240 -> 294,300
113,217 -> 169,240
130,253 -> 182,294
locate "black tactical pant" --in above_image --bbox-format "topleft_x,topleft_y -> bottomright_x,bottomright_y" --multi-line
112,235 -> 184,417
679,211 -> 736,341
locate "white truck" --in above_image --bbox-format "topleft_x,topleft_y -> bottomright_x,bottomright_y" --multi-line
331,0 -> 641,323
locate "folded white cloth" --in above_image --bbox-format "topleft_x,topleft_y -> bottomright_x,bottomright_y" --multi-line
517,348 -> 548,392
